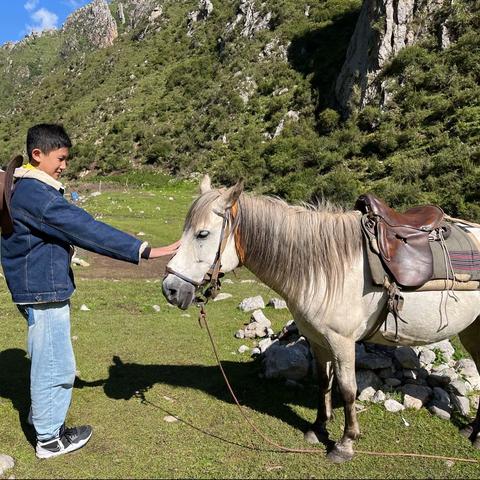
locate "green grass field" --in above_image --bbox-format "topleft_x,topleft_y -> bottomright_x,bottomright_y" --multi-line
1,175 -> 480,478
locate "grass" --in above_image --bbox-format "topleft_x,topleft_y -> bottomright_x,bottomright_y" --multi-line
1,178 -> 480,478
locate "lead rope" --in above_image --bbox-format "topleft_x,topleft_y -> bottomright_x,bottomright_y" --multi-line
197,303 -> 479,463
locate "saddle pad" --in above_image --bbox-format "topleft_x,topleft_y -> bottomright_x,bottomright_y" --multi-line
364,220 -> 480,287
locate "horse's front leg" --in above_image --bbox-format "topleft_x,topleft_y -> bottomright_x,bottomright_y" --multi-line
326,335 -> 359,463
304,343 -> 334,446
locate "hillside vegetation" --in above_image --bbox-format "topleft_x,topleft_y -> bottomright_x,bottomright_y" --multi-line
0,0 -> 479,219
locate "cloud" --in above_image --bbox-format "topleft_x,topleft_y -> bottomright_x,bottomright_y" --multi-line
24,0 -> 39,12
63,0 -> 83,8
27,8 -> 59,33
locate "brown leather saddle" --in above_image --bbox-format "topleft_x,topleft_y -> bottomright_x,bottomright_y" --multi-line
355,194 -> 446,287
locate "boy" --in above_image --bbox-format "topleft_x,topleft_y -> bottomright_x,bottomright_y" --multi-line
1,124 -> 179,459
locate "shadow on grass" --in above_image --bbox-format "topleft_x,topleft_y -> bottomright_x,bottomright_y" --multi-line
75,355 -> 325,435
0,348 -> 36,446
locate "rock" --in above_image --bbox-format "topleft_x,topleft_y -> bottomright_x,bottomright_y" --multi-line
251,347 -> 261,356
400,385 -> 432,405
0,455 -> 14,476
378,366 -> 396,379
71,257 -> 90,267
187,0 -> 214,36
384,377 -> 402,388
429,340 -> 455,362
419,348 -> 436,367
428,403 -> 451,420
448,379 -> 468,397
356,370 -> 382,393
433,387 -> 450,406
226,0 -> 272,38
394,347 -> 420,370
450,393 -> 470,416
234,329 -> 245,339
403,394 -> 423,410
455,359 -> 480,389
335,0 -> 447,114
238,296 -> 265,312
250,309 -> 271,327
384,399 -> 404,412
427,368 -> 458,387
372,390 -> 386,404
163,415 -> 178,423
258,337 -> 275,353
213,293 -> 233,302
152,305 -> 161,312
356,353 -> 393,370
285,379 -> 302,389
263,338 -> 310,380
358,386 -> 376,402
238,345 -> 250,354
80,304 -> 90,311
267,298 -> 287,309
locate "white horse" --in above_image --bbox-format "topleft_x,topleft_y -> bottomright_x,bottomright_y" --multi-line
162,175 -> 480,463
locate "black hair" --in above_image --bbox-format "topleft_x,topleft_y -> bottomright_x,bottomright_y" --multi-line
26,124 -> 72,161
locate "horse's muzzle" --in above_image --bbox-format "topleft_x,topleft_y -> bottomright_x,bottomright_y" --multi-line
162,274 -> 196,310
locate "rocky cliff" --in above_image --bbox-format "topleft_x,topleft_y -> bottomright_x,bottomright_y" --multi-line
61,0 -> 118,57
335,0 -> 453,114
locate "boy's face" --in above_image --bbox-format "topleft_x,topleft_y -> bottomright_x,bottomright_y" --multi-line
31,147 -> 69,180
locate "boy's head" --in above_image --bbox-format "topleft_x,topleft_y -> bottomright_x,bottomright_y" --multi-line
26,124 -> 72,180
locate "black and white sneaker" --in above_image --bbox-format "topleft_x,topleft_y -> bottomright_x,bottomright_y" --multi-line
36,424 -> 93,459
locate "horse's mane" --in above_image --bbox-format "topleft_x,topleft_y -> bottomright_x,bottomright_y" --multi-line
185,190 -> 363,305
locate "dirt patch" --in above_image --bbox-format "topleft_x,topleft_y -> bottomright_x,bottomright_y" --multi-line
74,248 -> 171,280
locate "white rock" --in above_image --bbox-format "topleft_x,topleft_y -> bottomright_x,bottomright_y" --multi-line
384,399 -> 405,412
429,404 -> 451,420
251,347 -> 261,356
71,257 -> 90,267
234,329 -> 245,339
263,338 -> 310,380
372,390 -> 386,403
80,304 -> 90,311
137,232 -> 145,236
268,298 -> 287,309
213,293 -> 233,302
238,345 -> 250,354
358,386 -> 376,402
180,314 -> 191,318
258,337 -> 275,353
238,296 -> 265,312
250,309 -> 271,327
163,415 -> 178,423
0,454 -> 14,476
90,191 -> 101,197
450,394 -> 470,416
223,279 -> 234,284
403,394 -> 423,410
152,305 -> 161,312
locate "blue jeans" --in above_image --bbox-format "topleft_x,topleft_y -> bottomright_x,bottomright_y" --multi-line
18,301 -> 76,441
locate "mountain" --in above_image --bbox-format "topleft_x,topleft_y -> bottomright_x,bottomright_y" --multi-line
0,0 -> 479,220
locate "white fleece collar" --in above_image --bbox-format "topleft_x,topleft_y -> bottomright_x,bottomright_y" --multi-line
14,167 -> 65,192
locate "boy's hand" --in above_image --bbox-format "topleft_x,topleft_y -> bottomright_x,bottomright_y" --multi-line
148,240 -> 181,258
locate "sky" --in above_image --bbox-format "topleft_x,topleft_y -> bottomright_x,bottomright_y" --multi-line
0,0 -> 92,46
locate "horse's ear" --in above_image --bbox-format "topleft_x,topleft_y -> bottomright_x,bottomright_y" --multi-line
200,174 -> 212,194
221,179 -> 244,209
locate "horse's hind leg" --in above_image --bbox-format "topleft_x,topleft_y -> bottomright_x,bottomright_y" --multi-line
458,316 -> 480,448
325,335 -> 359,463
304,343 -> 334,446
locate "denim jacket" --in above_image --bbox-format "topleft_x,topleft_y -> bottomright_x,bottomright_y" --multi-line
1,168 -> 145,304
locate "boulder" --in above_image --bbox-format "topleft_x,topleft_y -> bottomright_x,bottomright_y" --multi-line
238,296 -> 265,312
394,347 -> 420,370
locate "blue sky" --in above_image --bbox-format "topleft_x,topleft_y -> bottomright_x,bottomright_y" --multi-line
0,0 -> 92,45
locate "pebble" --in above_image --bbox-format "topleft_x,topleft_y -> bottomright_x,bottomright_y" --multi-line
213,293 -> 233,302
0,455 -> 14,476
79,304 -> 90,311
238,345 -> 250,354
152,305 -> 161,312
163,415 -> 178,423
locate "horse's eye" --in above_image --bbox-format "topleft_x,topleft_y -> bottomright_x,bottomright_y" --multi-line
196,230 -> 210,239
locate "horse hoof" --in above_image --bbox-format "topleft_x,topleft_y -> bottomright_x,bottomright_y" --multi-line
326,446 -> 354,464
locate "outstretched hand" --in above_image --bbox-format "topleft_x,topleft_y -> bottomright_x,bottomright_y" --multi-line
148,240 -> 181,258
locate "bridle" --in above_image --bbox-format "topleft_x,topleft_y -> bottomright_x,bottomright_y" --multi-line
165,202 -> 243,303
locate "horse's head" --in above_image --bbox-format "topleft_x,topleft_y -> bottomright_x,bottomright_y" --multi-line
162,175 -> 244,309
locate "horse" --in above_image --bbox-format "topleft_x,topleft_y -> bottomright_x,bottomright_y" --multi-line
162,175 -> 480,463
